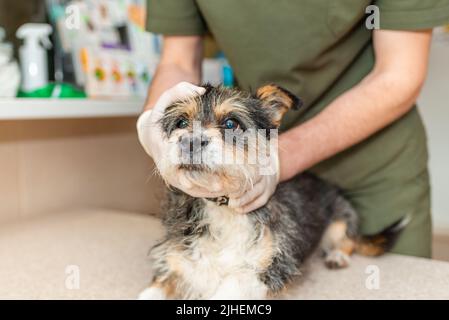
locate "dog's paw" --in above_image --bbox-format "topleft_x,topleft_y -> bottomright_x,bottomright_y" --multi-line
137,287 -> 166,300
324,250 -> 351,269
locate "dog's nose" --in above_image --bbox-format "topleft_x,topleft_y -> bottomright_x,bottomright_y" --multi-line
199,136 -> 210,147
179,134 -> 210,155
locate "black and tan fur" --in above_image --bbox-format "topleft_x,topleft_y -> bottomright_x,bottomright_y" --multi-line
138,84 -> 408,300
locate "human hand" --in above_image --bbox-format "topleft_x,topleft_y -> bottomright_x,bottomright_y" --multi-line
137,82 -> 227,198
137,82 -> 205,160
228,148 -> 280,213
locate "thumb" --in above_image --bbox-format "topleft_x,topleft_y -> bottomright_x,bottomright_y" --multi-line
136,110 -> 155,157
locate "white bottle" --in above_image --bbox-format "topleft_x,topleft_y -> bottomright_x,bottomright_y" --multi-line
16,23 -> 53,92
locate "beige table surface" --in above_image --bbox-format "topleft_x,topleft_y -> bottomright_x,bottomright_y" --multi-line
0,209 -> 448,299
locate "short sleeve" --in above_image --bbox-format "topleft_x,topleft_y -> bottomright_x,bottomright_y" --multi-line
375,0 -> 449,30
146,0 -> 207,35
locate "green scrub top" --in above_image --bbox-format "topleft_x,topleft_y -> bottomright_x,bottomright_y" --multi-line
146,0 -> 449,257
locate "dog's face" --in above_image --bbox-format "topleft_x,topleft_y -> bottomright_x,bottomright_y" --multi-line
157,84 -> 302,194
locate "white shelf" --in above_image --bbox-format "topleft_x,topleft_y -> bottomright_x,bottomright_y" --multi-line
0,98 -> 145,120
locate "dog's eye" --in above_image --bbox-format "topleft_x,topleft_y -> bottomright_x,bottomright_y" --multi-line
176,118 -> 189,129
223,118 -> 239,130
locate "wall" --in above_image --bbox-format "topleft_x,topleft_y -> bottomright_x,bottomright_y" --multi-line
418,37 -> 449,231
0,117 -> 164,223
0,0 -> 46,55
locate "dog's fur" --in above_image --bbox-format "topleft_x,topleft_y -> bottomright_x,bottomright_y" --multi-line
138,84 -> 407,300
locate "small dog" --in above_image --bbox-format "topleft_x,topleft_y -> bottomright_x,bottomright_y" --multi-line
139,84 -> 407,300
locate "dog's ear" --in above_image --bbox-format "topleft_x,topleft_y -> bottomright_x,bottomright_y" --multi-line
256,84 -> 303,126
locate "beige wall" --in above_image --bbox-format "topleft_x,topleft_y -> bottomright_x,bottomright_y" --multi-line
0,117 -> 164,223
418,38 -> 449,230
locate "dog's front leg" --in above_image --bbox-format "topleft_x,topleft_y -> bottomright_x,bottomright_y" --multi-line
209,274 -> 268,300
138,284 -> 167,300
138,276 -> 178,300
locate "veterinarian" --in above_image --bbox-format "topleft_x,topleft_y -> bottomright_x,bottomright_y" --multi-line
139,1 -> 449,258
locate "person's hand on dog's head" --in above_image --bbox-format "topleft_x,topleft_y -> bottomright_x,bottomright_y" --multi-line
137,82 -> 206,159
137,82 -> 228,198
138,82 -> 282,205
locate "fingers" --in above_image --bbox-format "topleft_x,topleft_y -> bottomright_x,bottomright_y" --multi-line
210,179 -> 224,192
155,82 -> 206,114
185,183 -> 224,198
145,82 -> 205,127
228,178 -> 265,209
181,179 -> 226,198
172,82 -> 206,98
236,190 -> 270,214
172,171 -> 226,198
228,174 -> 262,198
178,172 -> 194,189
229,173 -> 279,214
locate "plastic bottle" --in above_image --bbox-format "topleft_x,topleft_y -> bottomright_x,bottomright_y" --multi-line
16,23 -> 53,92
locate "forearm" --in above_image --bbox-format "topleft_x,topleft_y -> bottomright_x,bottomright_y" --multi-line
144,64 -> 201,110
143,36 -> 203,111
279,70 -> 423,181
278,29 -> 431,182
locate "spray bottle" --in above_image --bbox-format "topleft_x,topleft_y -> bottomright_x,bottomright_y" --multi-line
16,23 -> 53,92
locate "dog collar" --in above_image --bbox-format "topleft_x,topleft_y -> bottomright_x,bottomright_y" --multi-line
205,196 -> 229,206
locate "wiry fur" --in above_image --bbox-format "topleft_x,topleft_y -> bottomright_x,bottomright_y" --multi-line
139,84 -> 407,300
